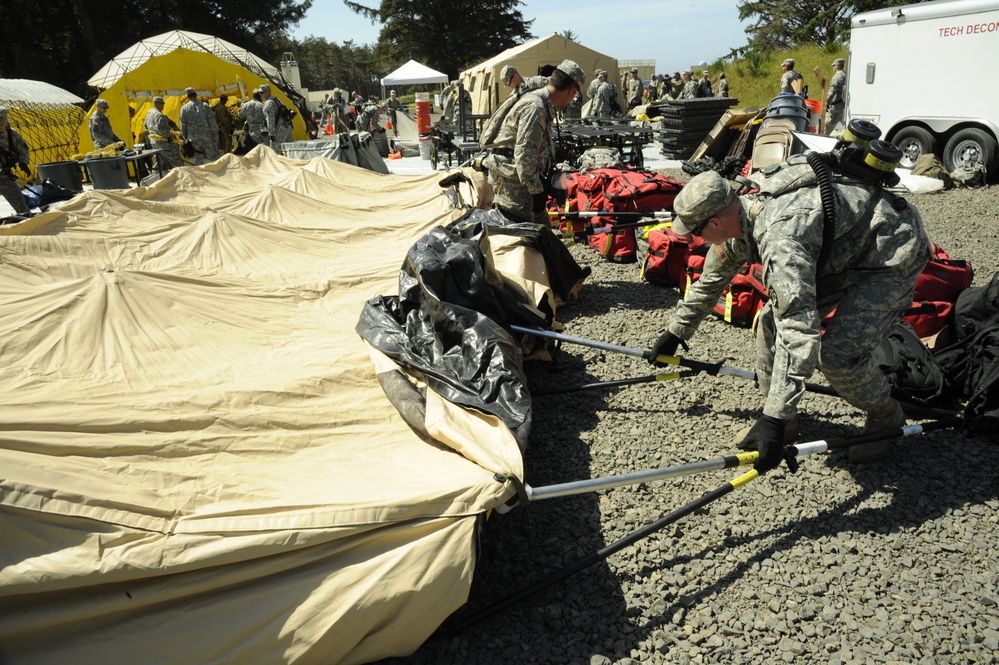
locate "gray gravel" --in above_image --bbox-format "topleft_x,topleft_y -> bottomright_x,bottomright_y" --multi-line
378,175 -> 999,664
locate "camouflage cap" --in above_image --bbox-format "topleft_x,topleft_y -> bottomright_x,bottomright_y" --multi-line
683,70 -> 692,77
702,70 -> 710,76
0,106 -> 7,118
782,58 -> 795,68
95,98 -> 110,108
631,67 -> 638,73
500,64 -> 516,86
153,96 -> 165,104
832,58 -> 845,68
259,84 -> 272,93
185,87 -> 197,95
557,59 -> 586,90
671,170 -> 739,236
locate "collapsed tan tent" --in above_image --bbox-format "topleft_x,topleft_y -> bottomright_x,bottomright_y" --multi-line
0,150 -> 538,664
460,33 -> 620,116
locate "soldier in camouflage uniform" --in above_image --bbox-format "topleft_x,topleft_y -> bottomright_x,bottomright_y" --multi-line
481,59 -> 586,224
648,163 -> 929,470
586,69 -> 603,100
717,73 -> 730,97
679,71 -> 698,99
780,58 -> 804,94
591,71 -> 614,118
626,68 -> 644,109
143,96 -> 183,171
0,107 -> 31,215
697,70 -> 713,98
260,84 -> 293,155
385,90 -> 403,137
212,94 -> 235,154
89,99 -> 123,150
826,58 -> 847,134
356,97 -> 382,133
440,81 -> 458,125
237,88 -> 269,151
180,87 -> 220,165
668,72 -> 684,100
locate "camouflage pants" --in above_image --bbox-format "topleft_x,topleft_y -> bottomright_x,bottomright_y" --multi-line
0,174 -> 28,214
270,127 -> 293,155
755,263 -> 925,416
826,104 -> 845,134
189,137 -> 221,165
488,169 -> 547,225
151,140 -> 184,170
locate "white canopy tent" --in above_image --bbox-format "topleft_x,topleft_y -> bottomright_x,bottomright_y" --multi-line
380,59 -> 448,97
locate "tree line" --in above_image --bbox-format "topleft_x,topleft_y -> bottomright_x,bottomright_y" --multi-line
1,0 -> 915,102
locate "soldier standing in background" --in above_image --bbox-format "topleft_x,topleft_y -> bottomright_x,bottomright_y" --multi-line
501,65 -> 548,99
591,71 -> 614,118
717,73 -> 730,97
356,97 -> 382,133
697,70 -> 713,97
780,58 -> 804,94
180,87 -> 220,165
626,68 -> 644,109
668,72 -> 684,100
212,94 -> 234,154
480,60 -> 585,224
237,88 -> 269,151
385,90 -> 402,137
0,107 -> 31,215
261,84 -> 293,155
826,58 -> 847,134
143,96 -> 183,170
89,99 -> 123,149
679,71 -> 698,99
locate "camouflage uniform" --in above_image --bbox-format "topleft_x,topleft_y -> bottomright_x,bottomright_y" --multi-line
263,98 -> 293,155
356,101 -> 381,133
667,159 -> 930,422
679,76 -> 698,100
668,75 -> 684,100
718,77 -> 730,97
143,105 -> 183,170
826,68 -> 847,133
697,74 -> 713,98
780,68 -> 803,94
237,98 -> 269,148
627,73 -> 644,108
482,86 -> 557,223
385,95 -> 403,136
212,99 -> 235,154
592,81 -> 614,118
180,98 -> 221,165
440,85 -> 457,124
0,114 -> 30,214
89,111 -> 122,150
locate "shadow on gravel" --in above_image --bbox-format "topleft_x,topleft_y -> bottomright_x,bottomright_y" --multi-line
559,279 -> 683,319
615,417 -> 998,658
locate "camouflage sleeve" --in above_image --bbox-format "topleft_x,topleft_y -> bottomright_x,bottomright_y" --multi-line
512,104 -> 546,195
208,106 -> 219,134
263,101 -> 278,134
13,130 -> 30,163
757,204 -> 824,421
668,238 -> 749,339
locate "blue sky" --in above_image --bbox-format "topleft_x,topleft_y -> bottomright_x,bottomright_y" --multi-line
291,1 -> 752,76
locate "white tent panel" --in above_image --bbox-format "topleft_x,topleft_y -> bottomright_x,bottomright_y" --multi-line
381,59 -> 449,87
0,78 -> 83,106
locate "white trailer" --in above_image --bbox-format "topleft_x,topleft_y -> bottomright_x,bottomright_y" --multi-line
848,0 -> 999,172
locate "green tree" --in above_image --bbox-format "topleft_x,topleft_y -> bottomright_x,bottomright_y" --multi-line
737,0 -> 913,50
344,0 -> 534,78
295,37 -> 379,97
560,30 -> 579,42
1,0 -> 312,98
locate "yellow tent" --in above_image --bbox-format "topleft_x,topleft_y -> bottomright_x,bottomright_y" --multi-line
460,34 -> 620,115
0,79 -> 84,173
78,47 -> 308,153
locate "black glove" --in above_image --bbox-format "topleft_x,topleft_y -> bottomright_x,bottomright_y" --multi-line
648,330 -> 688,365
17,162 -> 30,175
531,191 -> 548,212
743,415 -> 787,474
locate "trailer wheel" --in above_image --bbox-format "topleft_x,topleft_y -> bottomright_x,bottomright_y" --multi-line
943,128 -> 998,174
892,127 -> 938,169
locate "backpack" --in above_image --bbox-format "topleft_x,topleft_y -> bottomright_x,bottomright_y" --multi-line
871,321 -> 950,407
711,262 -> 767,328
642,227 -> 708,288
277,101 -> 296,124
913,244 -> 974,303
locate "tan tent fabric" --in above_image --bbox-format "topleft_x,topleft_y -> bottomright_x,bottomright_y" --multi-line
460,34 -> 619,116
0,148 -> 525,664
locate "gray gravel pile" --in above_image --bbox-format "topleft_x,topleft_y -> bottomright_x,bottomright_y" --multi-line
379,176 -> 999,664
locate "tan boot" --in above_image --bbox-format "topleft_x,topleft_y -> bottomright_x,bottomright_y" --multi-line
734,414 -> 800,450
849,400 -> 906,463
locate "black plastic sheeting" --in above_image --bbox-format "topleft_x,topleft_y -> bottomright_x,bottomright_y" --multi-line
357,208 -> 587,449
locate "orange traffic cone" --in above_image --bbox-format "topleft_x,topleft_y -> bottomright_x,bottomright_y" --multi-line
386,119 -> 393,130
324,123 -> 334,136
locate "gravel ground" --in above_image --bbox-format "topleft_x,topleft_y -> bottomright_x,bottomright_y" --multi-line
378,174 -> 999,665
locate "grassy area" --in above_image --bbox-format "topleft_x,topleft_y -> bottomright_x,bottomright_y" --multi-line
705,43 -> 848,110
